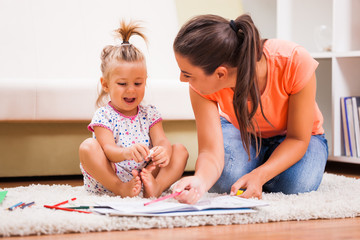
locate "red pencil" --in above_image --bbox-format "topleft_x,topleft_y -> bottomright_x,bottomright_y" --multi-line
44,205 -> 92,214
144,191 -> 182,206
53,198 -> 77,207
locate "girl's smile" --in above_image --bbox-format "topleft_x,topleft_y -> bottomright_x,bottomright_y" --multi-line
124,97 -> 136,104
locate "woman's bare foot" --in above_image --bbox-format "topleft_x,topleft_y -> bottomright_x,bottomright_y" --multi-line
140,167 -> 162,198
115,170 -> 142,197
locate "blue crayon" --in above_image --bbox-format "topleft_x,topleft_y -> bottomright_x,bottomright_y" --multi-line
8,201 -> 24,211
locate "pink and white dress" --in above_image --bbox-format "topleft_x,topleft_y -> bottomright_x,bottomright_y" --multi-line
80,101 -> 162,195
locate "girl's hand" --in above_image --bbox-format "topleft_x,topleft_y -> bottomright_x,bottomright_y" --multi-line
172,176 -> 206,204
230,170 -> 264,199
149,146 -> 170,167
124,143 -> 149,163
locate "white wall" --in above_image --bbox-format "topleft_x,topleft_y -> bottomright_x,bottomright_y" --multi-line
242,0 -> 277,39
0,0 -> 180,82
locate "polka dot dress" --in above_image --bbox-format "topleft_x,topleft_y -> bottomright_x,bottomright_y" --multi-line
80,101 -> 162,195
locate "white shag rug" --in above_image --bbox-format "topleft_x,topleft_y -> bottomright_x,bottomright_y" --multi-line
1,173 -> 360,237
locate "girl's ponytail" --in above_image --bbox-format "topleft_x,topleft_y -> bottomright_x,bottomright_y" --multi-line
96,20 -> 147,107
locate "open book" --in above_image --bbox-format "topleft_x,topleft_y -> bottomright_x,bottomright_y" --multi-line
93,195 -> 268,216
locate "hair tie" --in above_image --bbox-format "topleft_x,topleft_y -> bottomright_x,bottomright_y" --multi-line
121,41 -> 130,45
229,20 -> 239,33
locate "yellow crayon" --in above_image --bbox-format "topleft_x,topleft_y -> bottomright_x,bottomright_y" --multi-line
236,190 -> 244,196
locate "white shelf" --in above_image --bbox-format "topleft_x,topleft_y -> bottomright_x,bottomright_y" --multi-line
311,51 -> 360,59
328,155 -> 360,165
334,51 -> 360,58
311,52 -> 333,59
281,0 -> 360,165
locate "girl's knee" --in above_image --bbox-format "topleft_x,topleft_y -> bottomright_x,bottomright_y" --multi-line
79,138 -> 97,152
79,138 -> 100,162
172,143 -> 189,160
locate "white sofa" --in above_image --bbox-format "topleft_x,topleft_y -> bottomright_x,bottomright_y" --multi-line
0,78 -> 194,121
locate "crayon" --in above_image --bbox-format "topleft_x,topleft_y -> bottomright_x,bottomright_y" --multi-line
21,201 -> 35,209
144,191 -> 182,206
236,190 -> 244,196
53,198 -> 77,207
8,202 -> 24,211
43,205 -> 92,214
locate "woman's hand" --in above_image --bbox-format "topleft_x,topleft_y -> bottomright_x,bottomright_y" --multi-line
230,169 -> 265,199
172,176 -> 206,204
123,143 -> 149,163
149,146 -> 170,167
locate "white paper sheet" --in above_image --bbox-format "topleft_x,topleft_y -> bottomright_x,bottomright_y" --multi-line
94,195 -> 268,216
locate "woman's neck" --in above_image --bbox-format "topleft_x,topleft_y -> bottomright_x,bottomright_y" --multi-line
256,54 -> 267,94
229,54 -> 267,92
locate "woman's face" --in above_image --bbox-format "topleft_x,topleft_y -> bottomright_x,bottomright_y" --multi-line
174,53 -> 225,95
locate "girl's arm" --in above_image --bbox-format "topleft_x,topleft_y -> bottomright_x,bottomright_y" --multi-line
174,87 -> 225,203
149,121 -> 172,167
231,73 -> 317,198
94,127 -> 149,163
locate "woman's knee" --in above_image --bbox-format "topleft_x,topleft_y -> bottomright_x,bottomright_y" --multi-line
266,169 -> 324,194
264,136 -> 328,194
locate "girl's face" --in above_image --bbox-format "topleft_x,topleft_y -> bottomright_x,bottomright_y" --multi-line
174,53 -> 230,95
102,60 -> 147,116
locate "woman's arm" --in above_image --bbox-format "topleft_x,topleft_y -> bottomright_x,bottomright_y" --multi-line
231,73 -> 317,198
94,127 -> 149,163
191,88 -> 225,188
174,87 -> 225,203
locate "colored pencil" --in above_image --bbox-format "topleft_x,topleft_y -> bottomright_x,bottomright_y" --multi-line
53,198 -> 77,207
17,203 -> 26,208
67,206 -> 112,209
7,202 -> 24,211
144,191 -> 182,206
142,149 -> 154,169
21,201 -> 35,209
43,205 -> 92,214
236,190 -> 244,196
143,159 -> 152,168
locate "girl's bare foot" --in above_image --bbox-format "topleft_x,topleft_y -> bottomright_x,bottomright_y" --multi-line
115,170 -> 142,197
140,167 -> 162,198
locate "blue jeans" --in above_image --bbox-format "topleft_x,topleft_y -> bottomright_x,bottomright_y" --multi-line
210,117 -> 328,194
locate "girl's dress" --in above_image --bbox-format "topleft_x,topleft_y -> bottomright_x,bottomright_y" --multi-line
80,101 -> 162,194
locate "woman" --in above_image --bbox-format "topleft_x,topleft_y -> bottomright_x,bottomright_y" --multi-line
172,14 -> 328,204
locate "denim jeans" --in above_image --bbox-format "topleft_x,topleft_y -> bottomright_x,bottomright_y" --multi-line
210,117 -> 328,194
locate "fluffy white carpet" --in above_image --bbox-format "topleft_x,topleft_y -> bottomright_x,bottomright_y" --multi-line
1,173 -> 360,237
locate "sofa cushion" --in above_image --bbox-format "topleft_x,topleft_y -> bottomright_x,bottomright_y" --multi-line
0,78 -> 194,121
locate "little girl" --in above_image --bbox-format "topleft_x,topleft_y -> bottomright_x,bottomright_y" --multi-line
79,21 -> 188,198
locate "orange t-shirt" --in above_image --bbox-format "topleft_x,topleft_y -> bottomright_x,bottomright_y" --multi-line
193,39 -> 324,138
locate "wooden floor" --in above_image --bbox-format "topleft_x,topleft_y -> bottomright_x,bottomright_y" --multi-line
1,161 -> 360,240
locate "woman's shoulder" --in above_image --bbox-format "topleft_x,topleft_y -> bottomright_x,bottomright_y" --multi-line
264,39 -> 308,58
